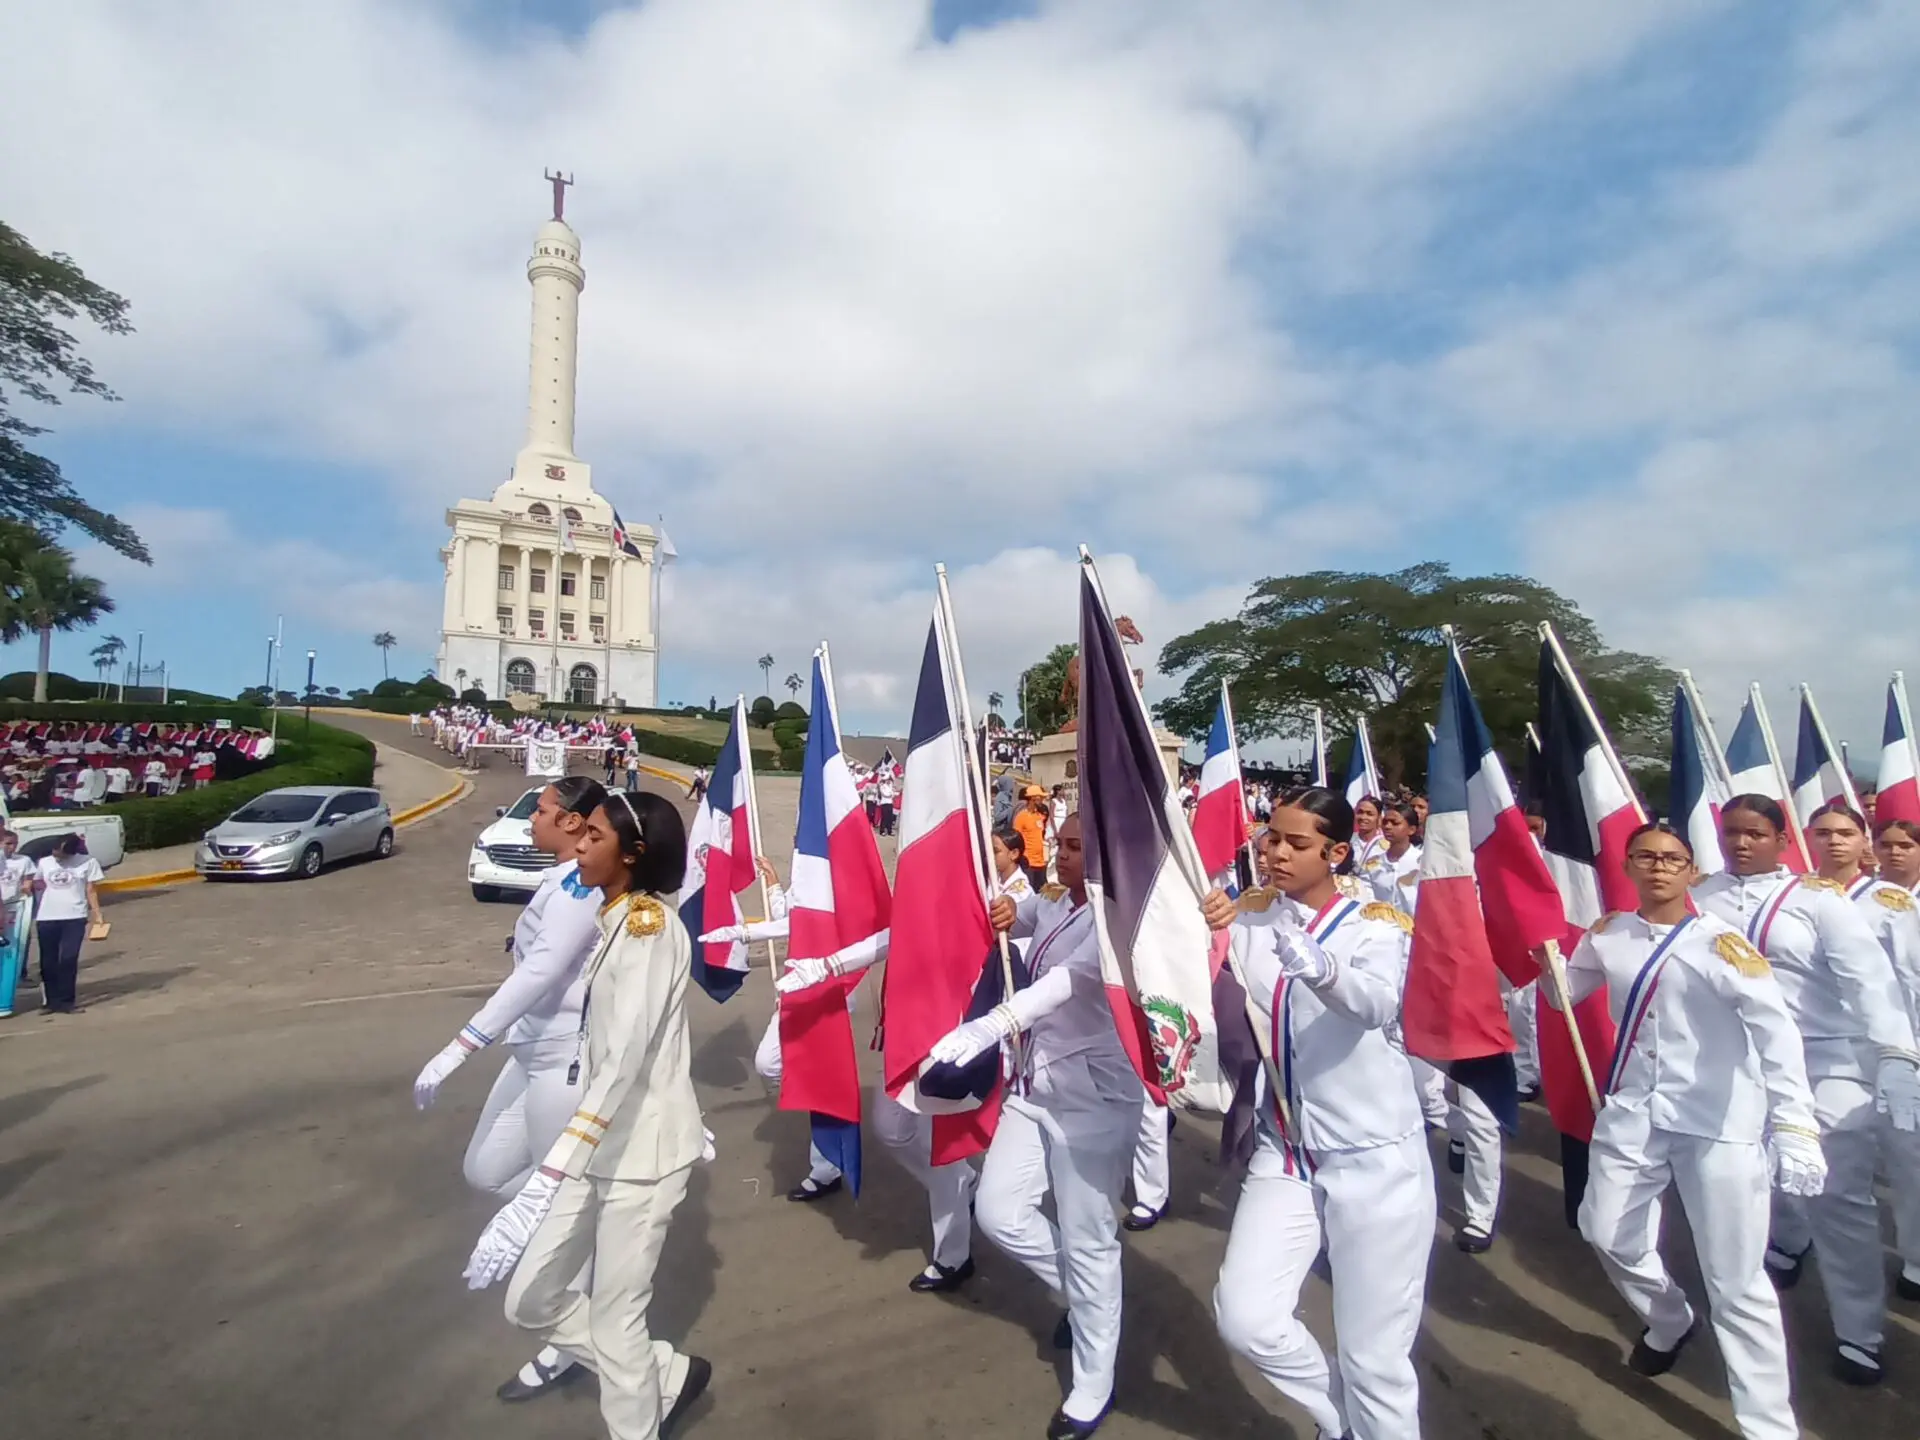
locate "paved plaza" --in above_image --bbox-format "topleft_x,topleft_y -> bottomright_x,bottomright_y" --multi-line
0,716 -> 1914,1439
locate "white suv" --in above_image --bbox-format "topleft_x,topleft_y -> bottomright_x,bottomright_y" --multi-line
468,787 -> 557,901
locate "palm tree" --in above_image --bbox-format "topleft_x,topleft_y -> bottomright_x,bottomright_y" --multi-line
91,633 -> 127,696
373,630 -> 398,678
0,523 -> 114,702
758,652 -> 775,693
784,671 -> 802,698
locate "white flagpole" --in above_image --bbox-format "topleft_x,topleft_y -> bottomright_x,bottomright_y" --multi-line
1424,722 -> 1437,746
1800,683 -> 1862,813
1679,670 -> 1735,794
1897,672 -> 1920,792
1358,715 -> 1380,797
1311,707 -> 1327,788
1750,684 -> 1814,870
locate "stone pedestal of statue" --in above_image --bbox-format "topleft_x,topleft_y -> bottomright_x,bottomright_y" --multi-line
1027,726 -> 1185,807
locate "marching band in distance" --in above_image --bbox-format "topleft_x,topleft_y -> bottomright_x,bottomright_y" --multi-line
415,550 -> 1920,1440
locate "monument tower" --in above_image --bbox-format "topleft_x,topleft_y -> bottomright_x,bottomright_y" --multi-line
435,177 -> 664,708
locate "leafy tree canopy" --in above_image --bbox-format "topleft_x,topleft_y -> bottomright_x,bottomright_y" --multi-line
1016,642 -> 1077,735
1,222 -> 148,561
1155,563 -> 1673,788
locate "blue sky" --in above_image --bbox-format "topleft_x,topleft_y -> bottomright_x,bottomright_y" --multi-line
3,0 -> 1917,755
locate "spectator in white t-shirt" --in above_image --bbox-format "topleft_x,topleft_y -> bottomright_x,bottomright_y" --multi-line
143,757 -> 168,797
31,834 -> 104,1014
104,764 -> 132,799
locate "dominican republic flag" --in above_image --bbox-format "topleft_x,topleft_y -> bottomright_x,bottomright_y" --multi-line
1792,685 -> 1859,825
609,506 -> 643,558
1343,716 -> 1380,811
881,609 -> 1003,1166
1076,556 -> 1226,1111
676,696 -> 759,1002
1670,680 -> 1732,877
778,649 -> 892,1195
1725,686 -> 1809,870
876,746 -> 899,776
1879,674 -> 1920,827
1403,643 -> 1546,1132
1191,682 -> 1247,881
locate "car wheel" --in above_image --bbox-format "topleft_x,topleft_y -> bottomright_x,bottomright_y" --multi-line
471,883 -> 500,902
374,828 -> 395,859
296,843 -> 324,879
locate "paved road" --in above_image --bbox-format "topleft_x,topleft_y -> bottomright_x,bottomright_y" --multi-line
0,724 -> 1914,1438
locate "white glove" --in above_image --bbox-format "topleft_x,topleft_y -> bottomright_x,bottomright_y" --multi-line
462,1171 -> 561,1289
701,1127 -> 717,1164
698,925 -> 745,945
775,956 -> 836,994
1276,931 -> 1331,985
413,1036 -> 478,1110
1768,1129 -> 1828,1197
929,1009 -> 1016,1066
1876,1056 -> 1920,1131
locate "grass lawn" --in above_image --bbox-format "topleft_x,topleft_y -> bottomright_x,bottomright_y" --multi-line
611,712 -> 779,753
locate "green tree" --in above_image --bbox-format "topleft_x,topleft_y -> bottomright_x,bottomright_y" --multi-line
372,630 -> 397,678
0,520 -> 114,701
749,694 -> 777,728
1155,564 -> 1672,788
1,223 -> 148,561
1017,643 -> 1076,735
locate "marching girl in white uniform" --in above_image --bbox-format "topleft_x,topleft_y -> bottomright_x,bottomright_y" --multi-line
1876,818 -> 1920,899
1696,795 -> 1920,1386
464,791 -> 712,1440
1349,796 -> 1385,875
1203,788 -> 1434,1440
927,813 -> 1144,1440
412,776 -> 608,1402
1556,821 -> 1821,1440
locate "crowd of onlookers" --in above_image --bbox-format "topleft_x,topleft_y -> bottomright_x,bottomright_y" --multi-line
1,720 -> 274,812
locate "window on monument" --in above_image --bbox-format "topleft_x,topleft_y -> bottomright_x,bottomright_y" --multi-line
530,568 -> 547,594
527,502 -> 552,522
529,608 -> 545,634
590,576 -> 606,601
589,614 -> 605,640
560,573 -> 576,597
497,607 -> 513,635
506,660 -> 538,694
568,664 -> 598,706
498,566 -> 514,591
562,507 -> 582,523
559,612 -> 577,636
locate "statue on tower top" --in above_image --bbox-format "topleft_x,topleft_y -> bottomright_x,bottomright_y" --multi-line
544,168 -> 574,222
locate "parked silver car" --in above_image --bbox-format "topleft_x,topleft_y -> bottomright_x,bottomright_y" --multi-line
195,786 -> 394,880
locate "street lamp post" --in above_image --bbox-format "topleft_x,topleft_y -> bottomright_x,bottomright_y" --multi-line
265,635 -> 276,697
305,650 -> 317,735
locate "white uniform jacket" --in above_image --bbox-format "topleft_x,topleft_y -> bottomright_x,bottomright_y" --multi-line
466,861 -> 603,1047
543,894 -> 705,1183
1365,845 -> 1422,911
1694,869 -> 1920,1075
1563,911 -> 1816,1142
1844,875 -> 1920,1029
1231,892 -> 1421,1155
1006,891 -> 1138,1104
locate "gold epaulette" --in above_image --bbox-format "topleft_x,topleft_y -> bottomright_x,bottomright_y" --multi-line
1360,901 -> 1414,934
1591,911 -> 1621,935
1803,876 -> 1845,894
1715,931 -> 1769,978
1334,874 -> 1366,901
1875,887 -> 1915,913
626,894 -> 667,937
1042,883 -> 1069,902
1236,886 -> 1276,914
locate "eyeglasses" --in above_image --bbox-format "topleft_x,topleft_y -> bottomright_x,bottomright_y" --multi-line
1627,851 -> 1692,873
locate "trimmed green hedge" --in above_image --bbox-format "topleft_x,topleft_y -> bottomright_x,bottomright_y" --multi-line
0,701 -> 265,726
101,720 -> 375,851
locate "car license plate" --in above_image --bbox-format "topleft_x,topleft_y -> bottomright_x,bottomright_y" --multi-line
221,861 -> 242,871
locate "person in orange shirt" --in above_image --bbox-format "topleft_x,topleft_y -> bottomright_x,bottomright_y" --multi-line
1012,785 -> 1051,889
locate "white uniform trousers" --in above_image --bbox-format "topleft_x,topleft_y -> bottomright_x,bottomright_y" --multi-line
1215,1131 -> 1435,1440
1766,1072 -> 1920,1352
976,1072 -> 1139,1421
754,1010 -> 843,1186
1579,1108 -> 1795,1440
1446,1084 -> 1502,1237
871,1088 -> 978,1270
464,1038 -> 586,1197
1508,984 -> 1539,1091
1130,1095 -> 1172,1214
1408,1058 -> 1450,1128
506,1166 -> 695,1440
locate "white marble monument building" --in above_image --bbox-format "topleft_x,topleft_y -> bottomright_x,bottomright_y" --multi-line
436,175 -> 665,708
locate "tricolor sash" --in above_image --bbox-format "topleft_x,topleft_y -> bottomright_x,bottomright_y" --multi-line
1270,896 -> 1360,1127
1605,916 -> 1696,1095
1847,875 -> 1876,902
1745,878 -> 1801,956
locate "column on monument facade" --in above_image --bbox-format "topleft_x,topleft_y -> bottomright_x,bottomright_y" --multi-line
443,536 -> 467,631
621,552 -> 650,647
471,535 -> 500,636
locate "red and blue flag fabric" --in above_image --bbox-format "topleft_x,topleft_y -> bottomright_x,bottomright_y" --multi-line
1725,688 -> 1810,871
609,506 -> 643,558
881,611 -> 1002,1166
1191,683 -> 1247,883
778,650 -> 892,1195
1791,685 -> 1858,826
1879,675 -> 1920,827
1342,718 -> 1380,813
1670,682 -> 1732,878
676,697 -> 759,1002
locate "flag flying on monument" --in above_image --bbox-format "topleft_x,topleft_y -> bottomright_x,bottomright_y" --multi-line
556,504 -> 577,554
778,650 -> 892,1195
1191,683 -> 1247,882
677,696 -> 759,1002
1791,685 -> 1858,826
881,608 -> 1002,1166
1343,717 -> 1380,812
1670,680 -> 1732,879
1879,675 -> 1920,827
609,505 -> 643,559
1075,556 -> 1225,1110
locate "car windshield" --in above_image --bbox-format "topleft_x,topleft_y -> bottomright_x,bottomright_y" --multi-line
504,789 -> 542,821
230,794 -> 324,824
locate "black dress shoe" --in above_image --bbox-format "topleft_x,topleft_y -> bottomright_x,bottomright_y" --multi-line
496,1354 -> 585,1402
1046,1393 -> 1113,1439
1628,1319 -> 1699,1377
662,1355 -> 711,1437
1763,1243 -> 1808,1291
1122,1204 -> 1164,1232
1895,1273 -> 1920,1303
1454,1227 -> 1494,1255
1832,1343 -> 1883,1387
908,1257 -> 975,1293
1446,1139 -> 1466,1175
1052,1312 -> 1073,1350
787,1175 -> 843,1203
